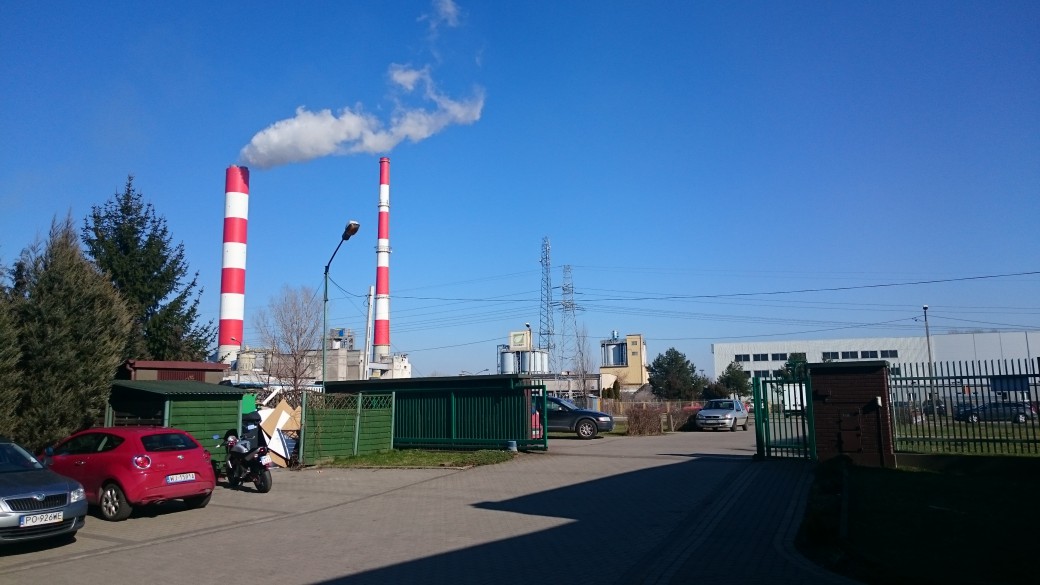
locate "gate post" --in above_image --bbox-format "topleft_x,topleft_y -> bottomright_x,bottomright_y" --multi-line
752,377 -> 766,459
808,361 -> 895,468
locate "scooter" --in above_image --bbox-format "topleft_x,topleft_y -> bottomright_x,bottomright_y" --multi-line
213,418 -> 273,493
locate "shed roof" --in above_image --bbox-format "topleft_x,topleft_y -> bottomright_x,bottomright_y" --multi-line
112,380 -> 247,397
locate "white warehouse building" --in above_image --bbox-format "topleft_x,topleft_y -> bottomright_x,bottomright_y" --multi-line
712,330 -> 1040,379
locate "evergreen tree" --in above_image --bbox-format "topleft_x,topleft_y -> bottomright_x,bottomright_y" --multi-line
775,352 -> 809,382
12,217 -> 131,450
717,361 -> 752,399
82,176 -> 214,361
648,347 -> 704,400
0,284 -> 22,438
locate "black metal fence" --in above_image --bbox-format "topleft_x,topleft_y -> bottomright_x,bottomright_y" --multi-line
888,360 -> 1040,455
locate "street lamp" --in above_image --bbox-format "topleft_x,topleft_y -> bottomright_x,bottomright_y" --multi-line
923,305 -> 936,420
303,220 -> 359,467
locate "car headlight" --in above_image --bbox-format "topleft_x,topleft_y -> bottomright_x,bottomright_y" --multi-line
696,413 -> 705,418
70,487 -> 86,503
724,413 -> 734,419
597,416 -> 611,422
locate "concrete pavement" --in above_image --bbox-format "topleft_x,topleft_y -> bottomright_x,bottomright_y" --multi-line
0,430 -> 859,585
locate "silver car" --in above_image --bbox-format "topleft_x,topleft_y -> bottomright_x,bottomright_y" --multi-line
0,437 -> 87,545
694,399 -> 750,432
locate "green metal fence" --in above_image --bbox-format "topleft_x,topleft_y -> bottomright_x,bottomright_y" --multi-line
752,377 -> 817,460
888,360 -> 1040,455
301,392 -> 395,464
325,375 -> 548,451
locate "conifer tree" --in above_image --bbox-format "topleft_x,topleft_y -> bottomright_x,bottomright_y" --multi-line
12,217 -> 131,450
0,286 -> 22,438
82,176 -> 214,361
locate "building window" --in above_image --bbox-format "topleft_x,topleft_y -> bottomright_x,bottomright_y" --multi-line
880,350 -> 899,358
753,370 -> 771,378
753,353 -> 769,361
735,354 -> 750,362
841,351 -> 858,359
890,366 -> 901,376
861,350 -> 878,359
822,351 -> 839,360
771,353 -> 787,361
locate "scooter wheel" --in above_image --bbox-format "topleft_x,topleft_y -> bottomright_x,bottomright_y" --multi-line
254,469 -> 272,493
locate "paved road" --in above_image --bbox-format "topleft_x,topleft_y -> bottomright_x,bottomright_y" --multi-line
0,430 -> 858,585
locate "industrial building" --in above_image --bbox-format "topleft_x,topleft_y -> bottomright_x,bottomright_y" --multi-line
600,332 -> 649,391
711,330 -> 1040,378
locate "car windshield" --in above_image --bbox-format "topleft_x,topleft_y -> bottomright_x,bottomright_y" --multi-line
705,401 -> 735,410
0,441 -> 45,473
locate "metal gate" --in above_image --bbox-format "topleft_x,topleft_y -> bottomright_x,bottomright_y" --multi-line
752,377 -> 817,460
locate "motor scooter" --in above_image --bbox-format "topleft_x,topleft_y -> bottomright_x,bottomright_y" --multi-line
213,412 -> 273,493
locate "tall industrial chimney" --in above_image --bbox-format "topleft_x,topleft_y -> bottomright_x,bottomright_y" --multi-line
373,157 -> 391,363
218,165 -> 249,364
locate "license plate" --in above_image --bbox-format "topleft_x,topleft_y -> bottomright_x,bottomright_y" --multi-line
166,472 -> 196,484
260,455 -> 272,466
20,511 -> 63,527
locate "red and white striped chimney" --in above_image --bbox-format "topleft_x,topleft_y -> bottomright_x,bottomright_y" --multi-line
373,157 -> 391,362
218,165 -> 249,364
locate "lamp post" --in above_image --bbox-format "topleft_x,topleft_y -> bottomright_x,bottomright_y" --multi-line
302,220 -> 359,468
923,304 -> 937,422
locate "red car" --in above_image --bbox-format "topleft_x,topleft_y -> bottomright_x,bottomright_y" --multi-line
44,427 -> 216,521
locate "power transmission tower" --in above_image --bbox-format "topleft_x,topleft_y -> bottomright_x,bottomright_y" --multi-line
539,237 -> 556,373
559,265 -> 579,376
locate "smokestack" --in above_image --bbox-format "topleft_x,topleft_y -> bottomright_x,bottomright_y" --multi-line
218,165 -> 249,364
373,157 -> 391,362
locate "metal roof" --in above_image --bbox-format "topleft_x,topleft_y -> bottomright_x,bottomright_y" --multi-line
111,380 -> 247,397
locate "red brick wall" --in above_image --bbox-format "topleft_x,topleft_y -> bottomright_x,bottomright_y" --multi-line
809,361 -> 895,468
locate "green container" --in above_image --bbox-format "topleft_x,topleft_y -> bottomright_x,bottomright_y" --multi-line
325,374 -> 547,450
106,380 -> 246,466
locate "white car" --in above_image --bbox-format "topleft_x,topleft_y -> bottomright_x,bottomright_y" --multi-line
694,399 -> 750,432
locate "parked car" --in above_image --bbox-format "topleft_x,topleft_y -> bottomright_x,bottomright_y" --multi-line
695,399 -> 750,432
0,436 -> 87,545
953,402 -> 1037,424
921,399 -> 948,417
539,396 -> 615,439
43,427 -> 216,521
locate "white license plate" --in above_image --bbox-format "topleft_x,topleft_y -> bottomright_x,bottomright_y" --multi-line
166,472 -> 196,484
260,455 -> 272,466
20,511 -> 63,527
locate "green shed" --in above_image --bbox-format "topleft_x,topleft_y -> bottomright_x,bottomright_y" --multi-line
325,374 -> 547,451
105,380 -> 247,466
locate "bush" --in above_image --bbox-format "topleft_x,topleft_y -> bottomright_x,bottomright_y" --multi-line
626,405 -> 667,435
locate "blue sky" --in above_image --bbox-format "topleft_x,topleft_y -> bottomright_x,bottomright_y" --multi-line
2,1 -> 1038,377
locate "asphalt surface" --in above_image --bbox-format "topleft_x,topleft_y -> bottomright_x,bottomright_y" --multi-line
0,430 -> 859,585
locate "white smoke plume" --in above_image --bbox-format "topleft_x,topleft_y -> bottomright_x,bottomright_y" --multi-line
239,62 -> 484,169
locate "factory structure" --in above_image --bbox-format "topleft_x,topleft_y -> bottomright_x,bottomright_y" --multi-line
712,330 -> 1040,378
217,158 -> 411,387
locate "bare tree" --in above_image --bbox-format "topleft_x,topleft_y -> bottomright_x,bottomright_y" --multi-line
254,285 -> 322,408
574,323 -> 595,395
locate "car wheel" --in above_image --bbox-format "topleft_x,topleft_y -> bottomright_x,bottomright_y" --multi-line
730,420 -> 738,432
183,493 -> 212,509
968,414 -> 979,423
99,483 -> 133,521
1014,413 -> 1026,424
741,419 -> 749,431
576,419 -> 598,440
